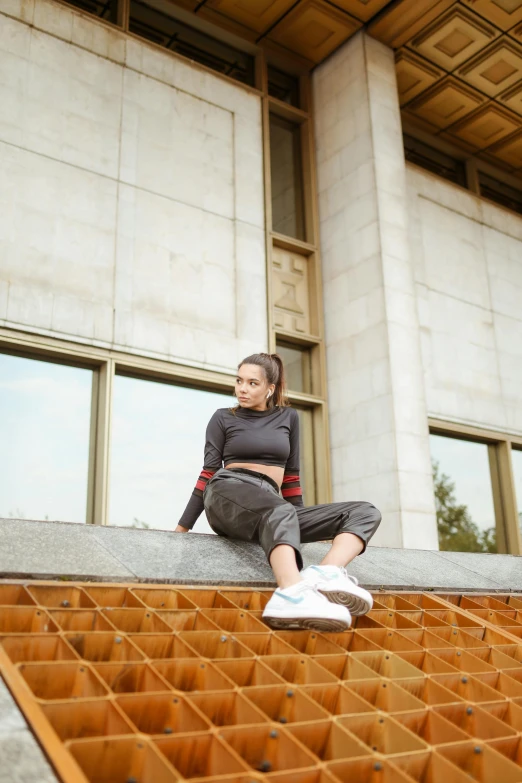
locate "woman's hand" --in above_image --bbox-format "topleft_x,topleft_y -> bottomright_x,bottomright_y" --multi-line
174,524 -> 190,533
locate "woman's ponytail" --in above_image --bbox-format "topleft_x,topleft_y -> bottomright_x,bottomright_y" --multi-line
270,353 -> 288,409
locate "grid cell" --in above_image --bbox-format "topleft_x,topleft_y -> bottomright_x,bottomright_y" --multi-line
240,684 -> 330,724
27,585 -> 95,609
154,733 -> 250,778
18,661 -> 109,700
343,679 -> 426,714
131,588 -> 197,610
49,610 -> 117,633
152,658 -> 237,692
0,634 -> 79,663
84,586 -> 146,608
393,709 -> 470,745
286,720 -> 370,761
178,631 -> 255,660
187,691 -> 269,726
116,692 -> 212,734
93,662 -> 171,693
214,659 -> 286,688
0,607 -> 58,634
438,741 -> 522,782
68,737 -> 178,783
433,703 -> 518,740
0,584 -> 36,605
65,632 -> 145,662
42,698 -> 136,740
218,724 -> 318,773
300,683 -> 377,716
337,713 -> 429,755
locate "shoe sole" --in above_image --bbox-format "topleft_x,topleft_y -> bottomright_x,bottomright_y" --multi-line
319,589 -> 372,616
262,615 -> 350,632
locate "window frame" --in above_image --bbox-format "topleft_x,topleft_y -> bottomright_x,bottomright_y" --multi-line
429,418 -> 522,555
0,331 -> 327,524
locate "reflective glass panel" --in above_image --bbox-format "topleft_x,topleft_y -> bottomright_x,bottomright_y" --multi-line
59,0 -> 118,23
296,406 -> 315,506
429,434 -> 497,552
276,342 -> 311,394
0,353 -> 93,523
129,0 -> 255,86
109,376 -> 234,534
270,115 -> 305,240
267,66 -> 300,107
512,447 -> 522,535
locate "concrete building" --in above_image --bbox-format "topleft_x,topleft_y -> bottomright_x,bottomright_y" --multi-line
1,0 -> 522,554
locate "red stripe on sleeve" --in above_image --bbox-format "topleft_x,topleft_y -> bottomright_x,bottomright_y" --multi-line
282,475 -> 300,484
282,487 -> 303,498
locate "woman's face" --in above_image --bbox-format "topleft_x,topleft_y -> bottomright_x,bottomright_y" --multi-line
235,364 -> 275,410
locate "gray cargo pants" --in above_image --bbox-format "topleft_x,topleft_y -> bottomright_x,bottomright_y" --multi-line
203,467 -> 381,571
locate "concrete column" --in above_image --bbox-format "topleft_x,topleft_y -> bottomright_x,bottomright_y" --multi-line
313,32 -> 438,549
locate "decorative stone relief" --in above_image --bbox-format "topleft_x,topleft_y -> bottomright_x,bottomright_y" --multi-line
272,246 -> 310,335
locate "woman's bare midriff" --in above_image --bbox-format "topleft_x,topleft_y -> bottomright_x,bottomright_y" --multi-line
225,463 -> 284,489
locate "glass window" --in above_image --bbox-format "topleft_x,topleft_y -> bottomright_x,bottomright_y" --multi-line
296,407 -> 315,506
479,173 -> 522,216
429,434 -> 498,553
277,342 -> 311,394
512,447 -> 522,535
109,376 -> 234,534
0,353 -> 93,523
267,66 -> 300,107
129,0 -> 255,86
270,114 -> 305,240
403,134 -> 467,188
59,0 -> 118,24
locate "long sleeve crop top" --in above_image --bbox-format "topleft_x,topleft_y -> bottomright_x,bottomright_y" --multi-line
178,405 -> 303,530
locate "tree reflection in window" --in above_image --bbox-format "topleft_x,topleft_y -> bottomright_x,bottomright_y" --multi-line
430,434 -> 497,553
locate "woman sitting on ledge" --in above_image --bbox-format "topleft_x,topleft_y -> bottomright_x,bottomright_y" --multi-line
176,352 -> 381,632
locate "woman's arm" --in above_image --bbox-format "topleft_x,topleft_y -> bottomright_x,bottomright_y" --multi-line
176,410 -> 225,531
282,408 -> 304,507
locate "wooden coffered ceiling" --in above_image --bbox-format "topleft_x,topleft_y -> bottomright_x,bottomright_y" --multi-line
177,0 -> 522,175
373,0 -> 522,177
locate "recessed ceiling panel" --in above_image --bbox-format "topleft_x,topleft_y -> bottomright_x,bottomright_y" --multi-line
406,76 -> 487,128
268,0 -> 362,64
329,0 -> 393,23
498,79 -> 522,113
445,102 -> 521,149
395,50 -> 444,105
204,0 -> 297,35
410,6 -> 500,71
462,0 -> 522,31
484,128 -> 522,166
458,38 -> 522,96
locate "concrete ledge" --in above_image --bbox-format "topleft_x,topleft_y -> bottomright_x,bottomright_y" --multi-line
1,518 -> 521,591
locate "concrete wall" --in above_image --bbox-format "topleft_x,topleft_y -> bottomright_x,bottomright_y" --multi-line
407,165 -> 522,435
0,0 -> 267,372
313,32 -> 438,550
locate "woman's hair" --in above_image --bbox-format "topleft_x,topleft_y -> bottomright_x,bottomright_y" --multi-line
232,353 -> 288,411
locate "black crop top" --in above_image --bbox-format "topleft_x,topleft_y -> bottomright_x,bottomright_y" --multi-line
178,405 -> 303,530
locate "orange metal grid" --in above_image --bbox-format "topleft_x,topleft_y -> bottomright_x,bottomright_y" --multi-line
1,581 -> 522,783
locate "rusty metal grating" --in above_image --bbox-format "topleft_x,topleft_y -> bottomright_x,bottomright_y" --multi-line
1,582 -> 522,782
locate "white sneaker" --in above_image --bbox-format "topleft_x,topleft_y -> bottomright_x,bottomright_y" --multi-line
262,581 -> 351,632
301,565 -> 373,616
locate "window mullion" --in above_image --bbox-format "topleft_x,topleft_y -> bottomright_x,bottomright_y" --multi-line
493,441 -> 522,556
89,359 -> 115,526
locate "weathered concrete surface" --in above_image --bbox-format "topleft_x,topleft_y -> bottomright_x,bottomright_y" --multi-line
0,678 -> 58,783
1,518 -> 520,591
